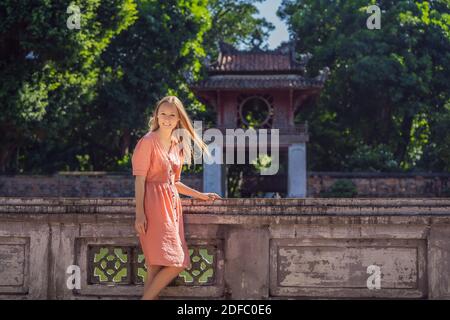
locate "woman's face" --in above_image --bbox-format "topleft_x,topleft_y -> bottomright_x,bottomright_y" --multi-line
157,102 -> 180,131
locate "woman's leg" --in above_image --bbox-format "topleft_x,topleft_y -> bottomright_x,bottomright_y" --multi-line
142,266 -> 185,300
142,265 -> 163,300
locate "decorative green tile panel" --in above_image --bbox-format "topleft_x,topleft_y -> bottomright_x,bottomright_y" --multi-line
88,244 -> 217,286
90,246 -> 130,284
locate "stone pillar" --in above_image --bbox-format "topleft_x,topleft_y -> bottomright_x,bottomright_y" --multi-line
224,226 -> 270,299
288,143 -> 307,197
203,145 -> 226,197
428,224 -> 450,299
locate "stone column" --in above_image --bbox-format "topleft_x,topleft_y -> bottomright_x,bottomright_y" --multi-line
203,144 -> 226,197
224,226 -> 270,299
428,224 -> 450,299
288,143 -> 307,197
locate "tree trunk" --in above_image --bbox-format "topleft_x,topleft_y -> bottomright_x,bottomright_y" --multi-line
395,114 -> 414,163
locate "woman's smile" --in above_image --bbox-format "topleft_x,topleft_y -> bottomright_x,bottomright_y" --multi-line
157,102 -> 180,129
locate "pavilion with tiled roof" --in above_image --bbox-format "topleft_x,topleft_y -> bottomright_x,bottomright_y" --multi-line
192,41 -> 327,90
190,41 -> 329,198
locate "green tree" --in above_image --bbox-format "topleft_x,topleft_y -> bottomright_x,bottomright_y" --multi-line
0,0 -> 138,172
58,0 -> 276,172
280,0 -> 450,171
79,0 -> 212,171
203,0 -> 275,57
0,0 -> 277,173
418,100 -> 450,171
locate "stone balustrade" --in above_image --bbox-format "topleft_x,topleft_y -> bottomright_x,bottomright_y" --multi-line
1,197 -> 450,299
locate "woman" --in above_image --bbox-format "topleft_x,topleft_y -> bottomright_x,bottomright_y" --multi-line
132,95 -> 221,300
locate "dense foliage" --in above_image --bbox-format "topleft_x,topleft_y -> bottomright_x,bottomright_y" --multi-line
1,0 -> 448,174
279,0 -> 450,172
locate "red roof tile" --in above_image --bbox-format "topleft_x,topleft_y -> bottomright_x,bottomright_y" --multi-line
190,42 -> 330,91
191,74 -> 324,90
209,42 -> 309,74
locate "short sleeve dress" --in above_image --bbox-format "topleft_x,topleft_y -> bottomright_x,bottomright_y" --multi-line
131,130 -> 191,269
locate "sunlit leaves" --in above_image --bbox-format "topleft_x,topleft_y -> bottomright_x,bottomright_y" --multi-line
280,0 -> 450,172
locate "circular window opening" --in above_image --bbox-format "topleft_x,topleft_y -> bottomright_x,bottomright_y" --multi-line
239,96 -> 271,128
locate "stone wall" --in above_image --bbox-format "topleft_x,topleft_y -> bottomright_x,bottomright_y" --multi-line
0,172 -> 202,197
1,197 -> 450,299
1,172 -> 449,198
308,172 -> 450,198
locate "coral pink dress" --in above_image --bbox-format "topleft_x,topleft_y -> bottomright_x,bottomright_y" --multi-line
132,130 -> 191,269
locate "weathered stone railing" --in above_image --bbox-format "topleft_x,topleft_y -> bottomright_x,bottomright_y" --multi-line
1,197 -> 450,299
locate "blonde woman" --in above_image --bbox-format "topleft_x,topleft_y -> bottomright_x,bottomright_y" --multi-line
132,95 -> 221,300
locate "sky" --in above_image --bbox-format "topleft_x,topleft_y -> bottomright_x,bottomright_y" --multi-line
254,0 -> 290,49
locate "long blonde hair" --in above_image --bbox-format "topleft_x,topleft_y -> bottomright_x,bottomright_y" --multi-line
148,95 -> 210,165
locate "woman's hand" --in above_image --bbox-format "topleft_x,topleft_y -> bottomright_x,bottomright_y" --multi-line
197,192 -> 222,201
135,213 -> 147,236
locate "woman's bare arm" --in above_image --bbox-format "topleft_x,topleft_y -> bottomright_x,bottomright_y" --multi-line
135,176 -> 146,216
174,181 -> 207,199
134,176 -> 148,235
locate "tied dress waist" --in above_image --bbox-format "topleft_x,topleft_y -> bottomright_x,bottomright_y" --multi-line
145,178 -> 178,212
